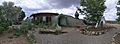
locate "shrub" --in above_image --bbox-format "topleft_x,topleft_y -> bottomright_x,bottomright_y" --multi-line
118,21 -> 120,24
27,31 -> 36,44
37,21 -> 58,29
0,26 -> 5,34
14,22 -> 36,36
0,18 -> 10,34
20,22 -> 36,34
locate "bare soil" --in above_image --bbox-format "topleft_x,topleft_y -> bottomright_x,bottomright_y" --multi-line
106,23 -> 120,28
33,27 -> 120,44
114,33 -> 120,44
0,32 -> 29,44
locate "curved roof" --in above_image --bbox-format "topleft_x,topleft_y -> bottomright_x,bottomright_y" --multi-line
30,12 -> 59,17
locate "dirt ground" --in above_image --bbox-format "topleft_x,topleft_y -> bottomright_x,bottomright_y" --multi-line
106,23 -> 120,28
0,32 -> 29,44
115,33 -> 120,44
33,24 -> 120,44
0,23 -> 120,44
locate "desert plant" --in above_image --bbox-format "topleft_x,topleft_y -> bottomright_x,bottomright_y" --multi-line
0,23 -> 9,34
14,21 -> 36,36
0,26 -> 5,34
27,31 -> 36,44
0,17 -> 10,34
1,2 -> 26,25
20,22 -> 35,34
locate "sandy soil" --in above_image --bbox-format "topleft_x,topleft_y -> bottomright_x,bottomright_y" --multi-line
114,33 -> 120,44
33,26 -> 120,44
106,23 -> 120,28
0,32 -> 29,44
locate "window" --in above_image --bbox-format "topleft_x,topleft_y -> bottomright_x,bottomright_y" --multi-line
43,16 -> 46,21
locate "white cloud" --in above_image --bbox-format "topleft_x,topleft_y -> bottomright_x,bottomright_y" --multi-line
33,5 -> 77,15
104,0 -> 118,21
15,0 -> 51,9
0,0 -> 119,20
0,0 -> 15,5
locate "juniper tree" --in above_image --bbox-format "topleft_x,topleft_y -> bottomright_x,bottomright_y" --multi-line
1,2 -> 25,25
116,0 -> 120,22
75,11 -> 79,19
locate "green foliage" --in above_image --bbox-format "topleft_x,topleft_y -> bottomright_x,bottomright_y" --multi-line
117,12 -> 120,22
117,0 -> 120,22
20,22 -> 35,34
0,2 -> 26,25
37,22 -> 57,29
75,11 -> 79,19
33,17 -> 58,29
27,31 -> 36,44
79,0 -> 106,22
0,1 -> 25,34
33,19 -> 41,25
0,17 -> 10,34
13,22 -> 36,36
14,21 -> 36,36
18,11 -> 26,21
38,22 -> 48,29
0,26 -> 4,34
118,0 -> 120,5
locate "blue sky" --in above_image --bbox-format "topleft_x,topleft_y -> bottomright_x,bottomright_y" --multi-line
0,0 -> 118,21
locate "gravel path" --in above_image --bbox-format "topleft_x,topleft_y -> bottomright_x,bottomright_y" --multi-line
33,28 -> 120,44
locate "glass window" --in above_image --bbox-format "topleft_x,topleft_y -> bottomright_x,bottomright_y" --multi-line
43,16 -> 46,21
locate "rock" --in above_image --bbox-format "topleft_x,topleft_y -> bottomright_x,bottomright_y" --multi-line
27,33 -> 30,37
95,32 -> 99,35
99,32 -> 102,35
87,31 -> 91,35
84,31 -> 87,35
101,32 -> 105,34
89,31 -> 92,35
92,31 -> 95,35
86,31 -> 89,35
81,31 -> 84,34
